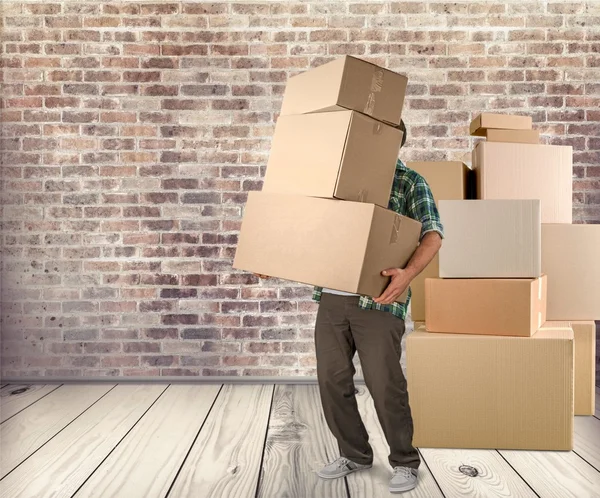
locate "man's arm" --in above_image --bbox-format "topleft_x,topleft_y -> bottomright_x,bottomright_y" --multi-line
373,231 -> 441,304
374,175 -> 444,305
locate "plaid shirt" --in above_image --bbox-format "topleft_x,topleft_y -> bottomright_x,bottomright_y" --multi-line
312,159 -> 444,320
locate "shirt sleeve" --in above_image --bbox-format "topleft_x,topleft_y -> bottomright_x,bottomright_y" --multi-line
406,179 -> 444,240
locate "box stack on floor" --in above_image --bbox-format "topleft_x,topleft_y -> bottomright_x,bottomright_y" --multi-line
234,56 -> 420,302
408,113 -> 599,451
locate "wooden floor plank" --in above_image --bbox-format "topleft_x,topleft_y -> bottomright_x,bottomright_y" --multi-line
1,384 -> 115,478
574,415 -> 600,470
73,384 -> 221,498
500,449 -> 600,498
168,384 -> 273,498
0,384 -> 166,498
257,384 -> 346,498
0,384 -> 62,423
419,448 -> 536,497
347,385 -> 443,498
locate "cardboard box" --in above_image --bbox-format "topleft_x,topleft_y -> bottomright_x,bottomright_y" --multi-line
263,110 -> 402,208
234,192 -> 421,302
407,324 -> 574,450
425,276 -> 547,336
280,55 -> 408,127
473,142 -> 573,223
542,224 -> 600,320
438,199 -> 541,278
486,129 -> 540,144
542,321 -> 596,416
470,112 -> 532,136
572,321 -> 597,416
404,162 -> 470,321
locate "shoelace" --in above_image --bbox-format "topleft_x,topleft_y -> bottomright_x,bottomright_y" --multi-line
331,457 -> 351,469
393,466 -> 413,479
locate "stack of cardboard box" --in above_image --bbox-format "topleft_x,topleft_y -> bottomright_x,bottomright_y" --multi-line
234,56 -> 420,302
408,113 -> 599,451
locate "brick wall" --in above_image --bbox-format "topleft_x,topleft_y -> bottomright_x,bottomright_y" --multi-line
1,1 -> 599,380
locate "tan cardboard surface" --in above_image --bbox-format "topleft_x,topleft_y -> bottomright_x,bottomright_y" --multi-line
572,321 -> 597,416
438,199 -> 541,278
470,112 -> 533,136
233,192 -> 421,302
473,142 -> 573,223
542,224 -> 600,319
407,325 -> 574,450
280,55 -> 408,126
486,128 -> 540,144
404,162 -> 470,321
543,321 -> 596,416
425,276 -> 547,336
263,110 -> 401,208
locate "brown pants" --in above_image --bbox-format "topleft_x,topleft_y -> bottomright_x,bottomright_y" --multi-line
314,293 -> 420,470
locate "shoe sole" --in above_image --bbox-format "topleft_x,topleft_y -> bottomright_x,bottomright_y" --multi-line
317,464 -> 372,479
389,482 -> 417,493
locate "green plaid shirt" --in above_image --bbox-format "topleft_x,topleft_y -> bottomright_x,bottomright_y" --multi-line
312,159 -> 444,320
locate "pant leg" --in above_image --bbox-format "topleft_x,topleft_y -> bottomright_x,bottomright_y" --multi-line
348,306 -> 420,470
314,294 -> 373,465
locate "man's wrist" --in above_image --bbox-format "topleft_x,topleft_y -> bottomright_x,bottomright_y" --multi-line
402,265 -> 419,281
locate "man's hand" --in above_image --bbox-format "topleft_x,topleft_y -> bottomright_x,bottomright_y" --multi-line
373,268 -> 411,305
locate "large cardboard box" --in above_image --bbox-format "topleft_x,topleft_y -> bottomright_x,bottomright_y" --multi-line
280,55 -> 408,127
470,112 -> 532,136
542,224 -> 600,320
486,129 -> 540,144
438,199 -> 541,278
572,321 -> 597,416
262,111 -> 402,208
407,324 -> 574,450
404,162 -> 470,321
234,192 -> 421,302
425,276 -> 547,336
473,142 -> 573,223
542,321 -> 596,416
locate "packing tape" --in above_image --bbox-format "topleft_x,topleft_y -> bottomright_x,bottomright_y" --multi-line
371,69 -> 384,92
364,69 -> 384,115
365,93 -> 376,114
372,122 -> 383,135
390,216 -> 401,244
357,189 -> 368,202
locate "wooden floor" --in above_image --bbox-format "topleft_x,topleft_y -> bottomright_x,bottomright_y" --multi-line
0,383 -> 599,498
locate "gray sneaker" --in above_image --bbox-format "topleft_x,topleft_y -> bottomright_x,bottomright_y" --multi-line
317,456 -> 372,479
389,466 -> 418,493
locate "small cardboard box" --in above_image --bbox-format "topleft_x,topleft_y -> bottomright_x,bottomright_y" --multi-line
486,129 -> 540,144
234,192 -> 422,302
407,324 -> 574,450
438,199 -> 541,278
280,55 -> 408,126
473,142 -> 573,223
542,224 -> 600,320
470,112 -> 532,136
542,321 -> 596,416
404,162 -> 471,321
425,276 -> 547,336
263,110 -> 403,208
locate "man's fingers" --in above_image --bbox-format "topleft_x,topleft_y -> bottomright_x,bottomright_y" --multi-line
381,268 -> 399,277
375,285 -> 398,304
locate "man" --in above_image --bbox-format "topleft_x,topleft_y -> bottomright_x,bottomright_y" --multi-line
257,121 -> 443,494
312,120 -> 443,494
